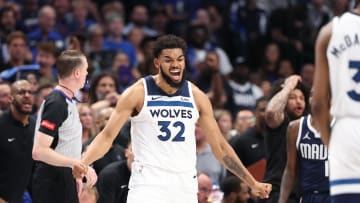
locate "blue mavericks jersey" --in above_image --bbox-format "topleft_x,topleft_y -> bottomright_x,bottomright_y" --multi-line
296,115 -> 329,194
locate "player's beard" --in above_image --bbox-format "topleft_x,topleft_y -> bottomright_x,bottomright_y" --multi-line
13,99 -> 32,115
160,65 -> 186,88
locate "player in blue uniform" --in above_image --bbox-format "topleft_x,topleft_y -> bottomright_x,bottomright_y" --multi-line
279,112 -> 330,203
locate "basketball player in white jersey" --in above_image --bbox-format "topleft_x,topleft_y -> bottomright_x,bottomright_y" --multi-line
312,1 -> 360,202
74,35 -> 271,203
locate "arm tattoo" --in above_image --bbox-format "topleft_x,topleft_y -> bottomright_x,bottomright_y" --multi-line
223,156 -> 246,178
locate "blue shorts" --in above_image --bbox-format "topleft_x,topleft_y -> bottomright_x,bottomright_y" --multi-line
301,193 -> 330,203
331,193 -> 360,203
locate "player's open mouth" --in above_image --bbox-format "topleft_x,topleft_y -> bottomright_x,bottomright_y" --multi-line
170,69 -> 181,80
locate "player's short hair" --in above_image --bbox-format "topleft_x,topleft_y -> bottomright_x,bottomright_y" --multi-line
152,34 -> 187,58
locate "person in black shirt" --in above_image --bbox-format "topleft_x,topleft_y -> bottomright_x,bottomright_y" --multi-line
31,50 -> 96,203
0,80 -> 35,203
260,75 -> 309,203
97,142 -> 133,203
230,97 -> 268,182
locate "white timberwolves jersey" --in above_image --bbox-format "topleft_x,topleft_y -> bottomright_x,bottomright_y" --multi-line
327,12 -> 360,118
130,76 -> 199,172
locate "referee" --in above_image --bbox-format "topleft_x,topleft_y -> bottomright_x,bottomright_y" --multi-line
32,50 -> 96,203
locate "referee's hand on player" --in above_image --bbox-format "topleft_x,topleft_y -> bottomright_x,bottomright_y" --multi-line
72,161 -> 87,179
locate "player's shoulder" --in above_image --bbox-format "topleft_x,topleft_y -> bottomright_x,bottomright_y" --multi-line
288,117 -> 301,132
189,81 -> 204,97
317,21 -> 333,44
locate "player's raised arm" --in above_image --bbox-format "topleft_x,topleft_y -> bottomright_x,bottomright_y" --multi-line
312,22 -> 332,146
192,84 -> 272,199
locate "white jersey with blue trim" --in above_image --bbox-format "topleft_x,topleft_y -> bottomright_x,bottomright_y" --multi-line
130,76 -> 199,173
327,12 -> 360,118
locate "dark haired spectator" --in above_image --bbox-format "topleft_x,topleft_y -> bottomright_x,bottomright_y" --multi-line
67,0 -> 95,34
123,4 -> 157,37
186,23 -> 233,80
137,36 -> 157,76
51,0 -> 72,37
224,56 -> 263,113
0,6 -> 17,65
260,75 -> 310,203
33,83 -> 54,114
21,0 -> 40,33
220,176 -> 250,203
88,72 -> 119,105
300,63 -> 315,89
0,80 -> 35,203
1,31 -> 32,76
230,97 -> 268,184
36,41 -> 58,86
195,51 -> 224,107
97,142 -> 133,203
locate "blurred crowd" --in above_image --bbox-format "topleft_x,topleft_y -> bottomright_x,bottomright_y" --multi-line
0,0 -> 353,202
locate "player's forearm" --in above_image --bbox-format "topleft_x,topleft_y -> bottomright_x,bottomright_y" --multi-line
265,87 -> 291,127
82,132 -> 113,165
278,168 -> 296,203
311,101 -> 330,145
214,142 -> 256,187
32,147 -> 77,168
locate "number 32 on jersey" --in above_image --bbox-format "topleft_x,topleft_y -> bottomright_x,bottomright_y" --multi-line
157,121 -> 185,142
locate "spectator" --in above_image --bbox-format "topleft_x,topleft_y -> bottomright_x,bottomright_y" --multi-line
230,97 -> 268,183
88,73 -> 120,116
68,0 -> 95,34
220,176 -> 251,203
232,109 -> 256,136
198,172 -> 213,203
0,81 -> 12,114
35,41 -> 58,86
186,24 -> 233,79
260,75 -> 309,203
0,6 -> 17,65
27,5 -> 64,55
257,42 -> 281,83
51,0 -> 71,37
195,51 -> 224,107
1,31 -> 30,73
0,80 -> 35,203
224,56 -> 263,113
83,106 -> 126,174
111,52 -> 137,93
33,83 -> 54,115
78,103 -> 97,144
97,142 -> 133,203
137,36 -> 157,76
277,58 -> 295,80
102,14 -> 137,68
214,109 -> 233,141
127,27 -> 145,65
78,184 -> 98,203
300,63 -> 315,89
123,4 -> 157,37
